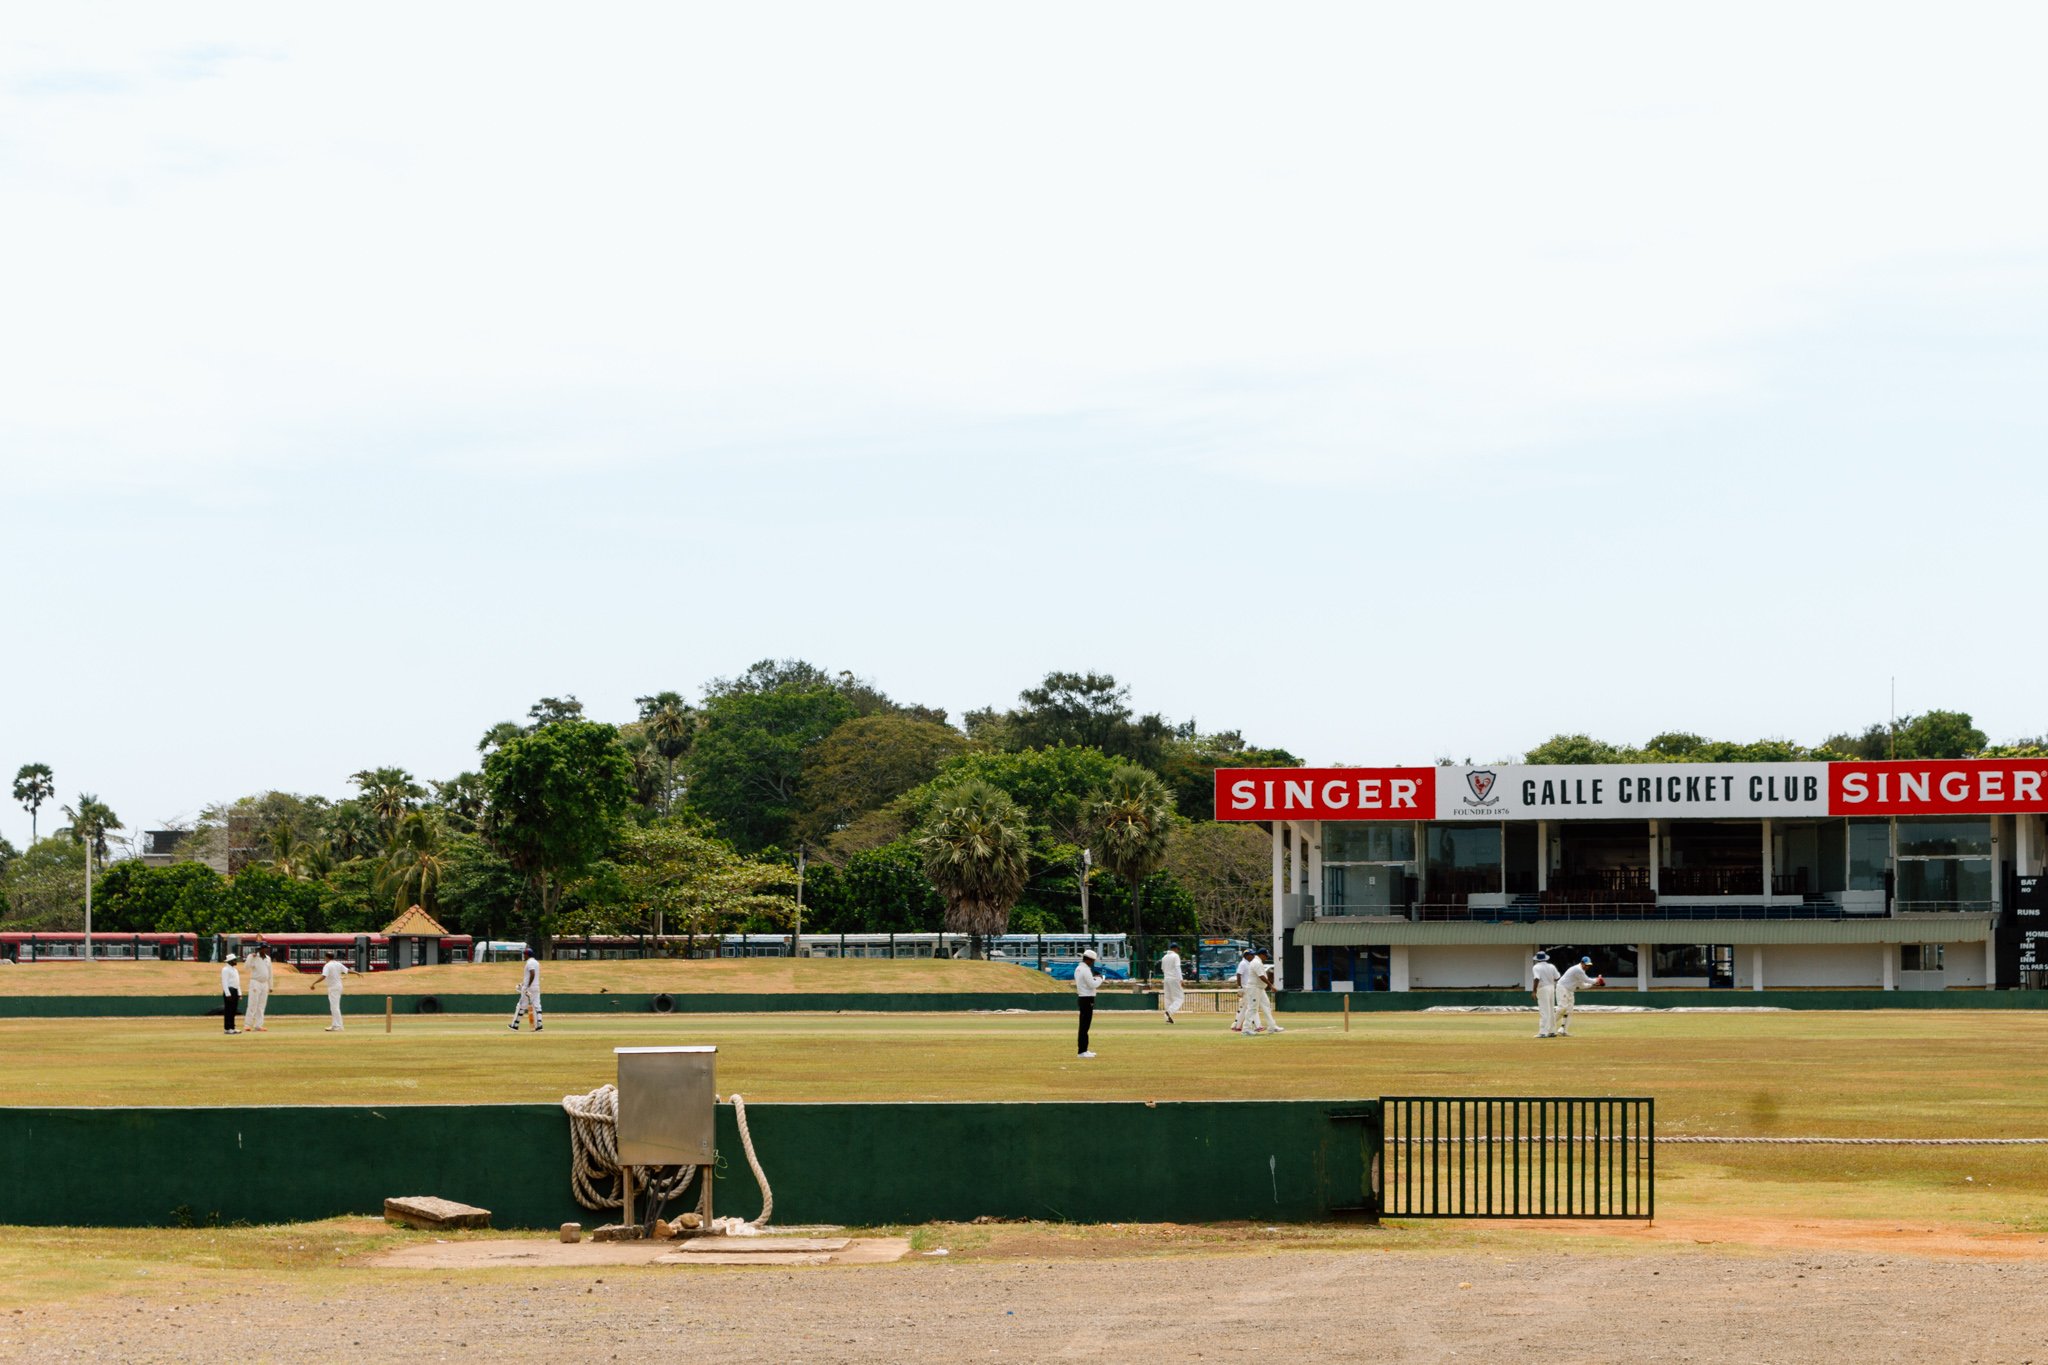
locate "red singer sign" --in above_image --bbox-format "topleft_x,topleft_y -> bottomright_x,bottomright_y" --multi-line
1214,767 -> 1436,821
1828,759 -> 2048,816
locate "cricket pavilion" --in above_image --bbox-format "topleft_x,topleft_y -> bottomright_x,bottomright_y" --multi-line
1215,758 -> 2048,994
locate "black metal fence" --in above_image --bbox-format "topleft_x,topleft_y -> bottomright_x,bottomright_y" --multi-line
1380,1096 -> 1654,1219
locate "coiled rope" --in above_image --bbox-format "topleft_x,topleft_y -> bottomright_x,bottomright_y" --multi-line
561,1085 -> 774,1227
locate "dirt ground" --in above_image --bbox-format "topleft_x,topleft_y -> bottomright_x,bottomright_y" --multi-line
5,1222 -> 2047,1364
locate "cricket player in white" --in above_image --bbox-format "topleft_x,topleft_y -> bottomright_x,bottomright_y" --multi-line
1231,950 -> 1258,1033
1250,952 -> 1284,1034
1531,951 -> 1560,1038
1159,946 -> 1184,1023
1555,956 -> 1604,1036
313,952 -> 352,1030
245,943 -> 273,1032
510,948 -> 544,1031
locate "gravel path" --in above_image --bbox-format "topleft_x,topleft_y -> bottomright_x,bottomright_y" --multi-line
4,1248 -> 2044,1363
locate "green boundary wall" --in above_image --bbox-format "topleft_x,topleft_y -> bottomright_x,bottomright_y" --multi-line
1276,989 -> 2048,1011
0,1100 -> 1377,1228
0,992 -> 1155,1018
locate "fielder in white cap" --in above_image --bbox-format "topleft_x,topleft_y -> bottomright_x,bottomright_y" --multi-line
1074,948 -> 1100,1058
1530,951 -> 1560,1038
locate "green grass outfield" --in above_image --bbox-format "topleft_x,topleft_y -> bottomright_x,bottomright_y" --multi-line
8,1008 -> 2048,1234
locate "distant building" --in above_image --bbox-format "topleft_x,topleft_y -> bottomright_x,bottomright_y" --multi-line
139,829 -> 228,875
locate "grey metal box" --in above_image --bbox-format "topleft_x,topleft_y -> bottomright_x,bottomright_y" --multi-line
615,1046 -> 717,1167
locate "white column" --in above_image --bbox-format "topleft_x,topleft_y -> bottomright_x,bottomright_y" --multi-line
1307,823 -> 1323,914
1761,819 -> 1774,898
1648,820 -> 1660,896
2018,816 -> 2035,875
1986,936 -> 1998,987
1303,942 -> 1316,992
1881,943 -> 1895,991
1752,945 -> 1765,992
1271,822 -> 1284,988
1522,954 -> 1535,990
1537,821 -> 1549,893
1637,942 -> 1651,993
1390,945 -> 1411,992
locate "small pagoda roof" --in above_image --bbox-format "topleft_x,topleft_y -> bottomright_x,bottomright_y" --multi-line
383,905 -> 450,937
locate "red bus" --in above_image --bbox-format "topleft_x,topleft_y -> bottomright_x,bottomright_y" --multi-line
0,932 -> 202,963
214,932 -> 474,972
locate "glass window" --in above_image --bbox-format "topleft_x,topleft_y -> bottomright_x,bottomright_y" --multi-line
1323,822 -> 1415,863
1427,823 -> 1502,873
1848,820 -> 1890,891
1896,819 -> 1991,857
1901,944 -> 1945,971
1897,858 -> 1992,908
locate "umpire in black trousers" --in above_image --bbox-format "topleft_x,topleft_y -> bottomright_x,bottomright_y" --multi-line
1074,948 -> 1100,1058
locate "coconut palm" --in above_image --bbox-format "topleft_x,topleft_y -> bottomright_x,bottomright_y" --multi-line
350,767 -> 425,845
12,763 -> 54,843
1087,764 -> 1176,940
60,793 -> 122,869
382,810 -> 450,915
324,800 -> 383,861
917,780 -> 1031,947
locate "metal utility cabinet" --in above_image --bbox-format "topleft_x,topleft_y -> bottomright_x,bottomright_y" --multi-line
615,1045 -> 716,1225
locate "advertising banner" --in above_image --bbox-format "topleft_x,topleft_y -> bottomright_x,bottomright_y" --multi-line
1215,758 -> 2048,822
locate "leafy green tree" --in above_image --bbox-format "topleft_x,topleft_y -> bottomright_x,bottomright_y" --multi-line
1082,868 -> 1199,936
797,714 -> 969,842
12,763 -> 54,843
91,861 -> 226,932
430,832 -> 525,939
60,793 -> 122,869
1086,765 -> 1176,939
527,696 -> 587,728
324,799 -> 383,860
482,720 -> 634,943
1824,710 -> 1988,761
967,672 -> 1175,767
0,835 -> 16,881
1164,819 -> 1274,935
687,678 -> 857,851
917,780 -> 1031,942
802,840 -> 946,933
430,773 -> 488,833
905,746 -> 1122,844
610,819 -> 798,936
1155,730 -> 1300,818
0,837 -> 86,929
162,866 -> 324,937
477,721 -> 524,755
1522,734 -> 1632,764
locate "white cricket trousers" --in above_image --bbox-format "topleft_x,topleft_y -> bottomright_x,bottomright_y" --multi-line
1535,982 -> 1558,1036
327,988 -> 345,1029
1235,986 -> 1259,1033
512,988 -> 543,1028
1253,987 -> 1280,1032
1556,989 -> 1577,1033
246,982 -> 270,1029
1161,977 -> 1185,1017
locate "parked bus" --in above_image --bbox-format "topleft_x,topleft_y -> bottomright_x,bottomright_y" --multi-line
0,932 -> 202,963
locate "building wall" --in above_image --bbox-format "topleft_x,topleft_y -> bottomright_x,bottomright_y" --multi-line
1407,945 -> 1528,989
1752,944 -> 1886,988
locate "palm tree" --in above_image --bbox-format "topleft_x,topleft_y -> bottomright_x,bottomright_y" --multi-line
12,763 -> 54,843
637,691 -> 697,815
264,819 -> 317,878
60,793 -> 122,870
350,767 -> 424,846
1087,765 -> 1176,940
382,810 -> 450,915
917,780 -> 1031,948
325,800 -> 383,861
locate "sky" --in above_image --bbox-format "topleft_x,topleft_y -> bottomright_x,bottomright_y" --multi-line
3,2 -> 2045,850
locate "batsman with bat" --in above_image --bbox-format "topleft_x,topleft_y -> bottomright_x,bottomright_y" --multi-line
1555,955 -> 1605,1036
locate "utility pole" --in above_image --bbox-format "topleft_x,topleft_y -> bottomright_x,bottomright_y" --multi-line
1078,847 -> 1091,932
794,843 -> 806,942
83,838 -> 93,963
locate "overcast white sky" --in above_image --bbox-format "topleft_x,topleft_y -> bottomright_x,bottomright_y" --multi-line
3,2 -> 2045,848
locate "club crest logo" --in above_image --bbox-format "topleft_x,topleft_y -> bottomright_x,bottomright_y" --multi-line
1463,769 -> 1499,808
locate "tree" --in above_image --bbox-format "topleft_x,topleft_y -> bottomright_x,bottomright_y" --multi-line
1824,710 -> 1988,761
431,832 -> 524,939
917,780 -> 1031,943
799,840 -> 946,933
0,837 -> 86,929
612,819 -> 798,936
382,810 -> 451,915
350,767 -> 424,844
1164,821 -> 1273,935
482,720 -> 634,943
1154,730 -> 1300,818
1522,734 -> 1631,764
12,764 -> 54,843
324,800 -> 383,861
687,679 -> 857,851
60,793 -> 122,869
477,721 -> 524,755
430,772 -> 488,833
90,861 -> 226,932
905,746 -> 1122,845
797,714 -> 969,842
968,671 -> 1175,768
1086,765 -> 1176,939
527,695 -> 586,728
636,691 -> 699,816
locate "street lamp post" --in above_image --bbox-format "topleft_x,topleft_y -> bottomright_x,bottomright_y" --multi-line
83,840 -> 93,963
1078,847 -> 1091,932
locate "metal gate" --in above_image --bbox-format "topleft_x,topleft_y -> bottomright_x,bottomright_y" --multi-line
1380,1097 -> 1654,1219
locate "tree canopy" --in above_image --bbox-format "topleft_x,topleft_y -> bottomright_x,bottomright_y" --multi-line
482,719 -> 634,941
